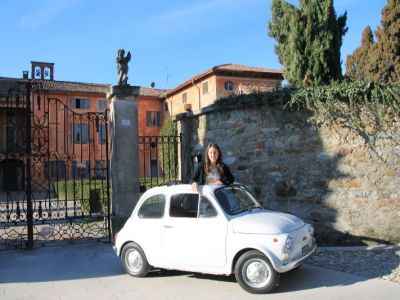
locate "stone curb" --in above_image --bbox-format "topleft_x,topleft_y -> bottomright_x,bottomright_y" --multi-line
316,243 -> 400,251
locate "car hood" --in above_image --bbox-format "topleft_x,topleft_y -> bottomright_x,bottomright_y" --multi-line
231,210 -> 304,235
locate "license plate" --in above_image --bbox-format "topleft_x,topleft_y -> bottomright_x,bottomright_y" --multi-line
302,244 -> 309,254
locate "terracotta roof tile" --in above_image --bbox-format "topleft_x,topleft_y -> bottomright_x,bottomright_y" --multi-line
40,80 -> 110,94
0,77 -> 22,95
213,64 -> 283,74
137,87 -> 167,97
0,77 -> 167,98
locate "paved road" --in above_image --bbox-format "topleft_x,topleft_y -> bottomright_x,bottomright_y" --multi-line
0,243 -> 399,300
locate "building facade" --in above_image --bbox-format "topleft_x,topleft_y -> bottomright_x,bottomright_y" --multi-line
165,64 -> 283,116
0,62 -> 166,191
0,61 -> 283,191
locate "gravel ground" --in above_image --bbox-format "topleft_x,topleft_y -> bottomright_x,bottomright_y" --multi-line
307,244 -> 400,284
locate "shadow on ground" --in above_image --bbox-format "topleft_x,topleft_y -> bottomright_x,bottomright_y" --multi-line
0,243 -> 397,293
177,265 -> 366,293
0,242 -> 123,283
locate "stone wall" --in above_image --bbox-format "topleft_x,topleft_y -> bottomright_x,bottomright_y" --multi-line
176,102 -> 400,245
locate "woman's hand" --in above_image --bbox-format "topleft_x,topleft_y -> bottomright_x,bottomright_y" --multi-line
213,180 -> 223,186
191,182 -> 199,192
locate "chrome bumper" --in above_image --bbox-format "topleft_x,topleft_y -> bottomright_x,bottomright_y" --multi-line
276,240 -> 317,273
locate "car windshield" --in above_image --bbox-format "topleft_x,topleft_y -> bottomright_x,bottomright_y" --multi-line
214,185 -> 262,215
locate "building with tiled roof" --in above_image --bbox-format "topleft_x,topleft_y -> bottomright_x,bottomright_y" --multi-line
165,63 -> 283,115
0,61 -> 283,190
0,62 -> 168,188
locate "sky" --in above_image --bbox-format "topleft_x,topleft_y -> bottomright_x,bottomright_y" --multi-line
0,0 -> 387,90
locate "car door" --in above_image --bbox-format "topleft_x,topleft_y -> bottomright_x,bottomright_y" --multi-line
133,194 -> 166,266
162,193 -> 228,269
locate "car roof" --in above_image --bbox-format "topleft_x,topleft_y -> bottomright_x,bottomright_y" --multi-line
141,184 -> 225,199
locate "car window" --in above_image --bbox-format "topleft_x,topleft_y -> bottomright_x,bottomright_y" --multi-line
198,196 -> 217,218
170,194 -> 199,218
138,194 -> 166,219
214,186 -> 261,215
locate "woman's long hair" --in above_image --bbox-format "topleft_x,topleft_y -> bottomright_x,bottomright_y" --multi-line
204,143 -> 224,174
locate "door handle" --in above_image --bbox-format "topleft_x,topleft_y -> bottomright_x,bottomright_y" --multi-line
164,225 -> 174,228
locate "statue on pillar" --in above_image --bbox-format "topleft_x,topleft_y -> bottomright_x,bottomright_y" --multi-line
117,49 -> 131,85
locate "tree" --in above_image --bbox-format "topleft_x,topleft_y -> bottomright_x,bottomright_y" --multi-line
345,0 -> 400,82
345,26 -> 376,80
373,0 -> 400,82
268,0 -> 347,88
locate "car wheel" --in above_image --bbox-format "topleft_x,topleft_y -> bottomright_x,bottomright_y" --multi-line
234,250 -> 279,294
121,242 -> 150,277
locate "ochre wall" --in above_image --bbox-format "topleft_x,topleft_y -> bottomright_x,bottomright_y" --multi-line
167,75 -> 217,116
167,74 -> 282,116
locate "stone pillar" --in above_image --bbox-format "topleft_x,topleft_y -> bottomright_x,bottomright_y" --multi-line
107,85 -> 140,233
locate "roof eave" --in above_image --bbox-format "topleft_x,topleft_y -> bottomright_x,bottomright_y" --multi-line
166,69 -> 215,97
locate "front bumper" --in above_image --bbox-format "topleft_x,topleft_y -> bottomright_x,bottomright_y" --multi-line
275,239 -> 317,273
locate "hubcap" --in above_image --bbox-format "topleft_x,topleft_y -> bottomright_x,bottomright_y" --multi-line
126,249 -> 143,273
243,259 -> 270,288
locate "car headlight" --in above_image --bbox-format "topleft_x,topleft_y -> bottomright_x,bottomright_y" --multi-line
285,236 -> 293,251
306,223 -> 314,236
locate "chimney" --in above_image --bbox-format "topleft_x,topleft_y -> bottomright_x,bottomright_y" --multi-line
22,71 -> 29,79
31,61 -> 55,80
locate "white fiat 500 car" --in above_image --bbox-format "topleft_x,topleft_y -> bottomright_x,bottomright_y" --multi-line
113,184 -> 316,294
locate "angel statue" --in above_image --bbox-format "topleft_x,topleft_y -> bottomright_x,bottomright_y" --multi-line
117,49 -> 131,85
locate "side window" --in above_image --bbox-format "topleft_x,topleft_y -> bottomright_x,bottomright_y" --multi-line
169,194 -> 198,218
146,111 -> 161,127
198,196 -> 217,218
138,194 -> 166,219
202,81 -> 209,94
70,98 -> 90,109
224,81 -> 234,91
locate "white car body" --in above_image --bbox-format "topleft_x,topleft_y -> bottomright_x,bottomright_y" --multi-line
114,184 -> 316,293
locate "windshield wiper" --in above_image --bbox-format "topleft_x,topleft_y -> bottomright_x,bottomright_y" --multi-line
232,204 -> 261,215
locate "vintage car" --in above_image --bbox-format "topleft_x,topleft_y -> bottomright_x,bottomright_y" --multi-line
113,184 -> 316,294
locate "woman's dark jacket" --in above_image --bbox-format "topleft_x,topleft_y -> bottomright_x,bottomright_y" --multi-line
191,162 -> 235,185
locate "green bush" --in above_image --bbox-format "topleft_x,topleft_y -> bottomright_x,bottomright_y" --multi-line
53,179 -> 107,215
159,118 -> 178,180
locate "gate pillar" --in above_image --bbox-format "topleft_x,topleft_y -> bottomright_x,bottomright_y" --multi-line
108,85 -> 140,234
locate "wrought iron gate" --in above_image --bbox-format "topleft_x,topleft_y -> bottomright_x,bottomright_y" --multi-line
0,80 -> 111,250
138,135 -> 181,192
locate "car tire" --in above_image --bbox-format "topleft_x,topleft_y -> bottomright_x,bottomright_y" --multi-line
234,250 -> 279,294
121,242 -> 151,277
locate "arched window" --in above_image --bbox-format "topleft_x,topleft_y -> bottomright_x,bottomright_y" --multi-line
44,67 -> 51,80
34,66 -> 42,79
224,81 -> 234,91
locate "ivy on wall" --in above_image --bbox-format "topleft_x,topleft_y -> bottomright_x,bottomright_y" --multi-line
287,81 -> 400,140
210,81 -> 400,141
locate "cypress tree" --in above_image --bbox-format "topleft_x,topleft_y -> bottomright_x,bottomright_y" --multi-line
345,26 -> 376,80
373,0 -> 400,82
268,0 -> 347,88
345,0 -> 400,82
